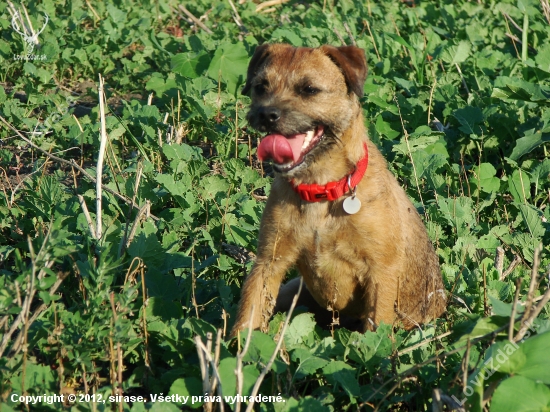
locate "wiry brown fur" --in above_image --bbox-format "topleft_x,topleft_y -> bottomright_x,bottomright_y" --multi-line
231,44 -> 446,336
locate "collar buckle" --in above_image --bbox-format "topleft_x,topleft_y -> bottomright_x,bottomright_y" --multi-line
295,181 -> 340,202
291,142 -> 369,203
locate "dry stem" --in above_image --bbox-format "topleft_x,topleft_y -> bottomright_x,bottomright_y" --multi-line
77,194 -> 97,239
235,305 -> 255,412
256,0 -> 290,12
96,74 -> 109,240
244,279 -> 303,412
0,115 -> 159,221
179,5 -> 213,34
194,335 -> 225,412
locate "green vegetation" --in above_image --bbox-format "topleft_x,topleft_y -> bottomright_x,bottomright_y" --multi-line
1,0 -> 549,410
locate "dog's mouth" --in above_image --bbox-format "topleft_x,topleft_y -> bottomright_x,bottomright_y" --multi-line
257,125 -> 325,172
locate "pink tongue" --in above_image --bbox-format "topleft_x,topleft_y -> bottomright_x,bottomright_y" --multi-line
257,133 -> 306,164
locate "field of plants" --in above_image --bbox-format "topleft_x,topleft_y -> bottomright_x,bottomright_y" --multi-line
1,0 -> 550,410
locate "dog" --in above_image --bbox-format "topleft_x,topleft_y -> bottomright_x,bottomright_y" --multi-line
231,43 -> 446,336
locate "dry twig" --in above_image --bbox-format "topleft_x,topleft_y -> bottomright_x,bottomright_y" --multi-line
343,22 -> 356,46
96,74 -> 108,240
500,254 -> 521,280
542,0 -> 550,24
227,0 -> 246,30
244,279 -> 303,412
397,331 -> 451,356
0,115 -> 159,222
514,245 -> 550,342
495,247 -> 505,279
179,5 -> 213,34
256,0 -> 290,12
77,194 -> 97,239
509,279 -> 521,341
194,334 -> 225,412
235,306 -> 255,412
0,258 -> 55,358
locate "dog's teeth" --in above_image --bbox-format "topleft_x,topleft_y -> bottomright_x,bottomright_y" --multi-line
302,129 -> 315,150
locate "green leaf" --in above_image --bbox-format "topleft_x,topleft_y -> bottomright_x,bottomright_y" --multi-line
386,33 -> 418,71
482,340 -> 526,375
488,296 -> 519,317
219,358 -> 259,397
453,106 -> 484,135
184,94 -> 213,120
508,169 -> 531,203
207,42 -> 249,95
171,52 -> 210,78
346,324 -> 393,365
510,128 -> 550,161
145,73 -> 178,96
242,364 -> 260,396
488,279 -> 512,301
106,4 -> 126,24
490,376 -> 550,412
169,378 -> 202,409
127,221 -> 165,268
270,28 -> 305,46
23,363 -> 56,392
532,160 -> 550,193
513,331 -> 550,383
36,68 -> 52,84
376,116 -> 400,139
519,204 -> 545,238
492,77 -> 550,103
291,348 -> 330,379
284,313 -> 316,348
155,174 -> 191,203
472,163 -> 501,193
535,43 -> 550,73
242,331 -> 286,374
146,297 -> 183,321
437,196 -> 476,236
441,41 -> 471,65
218,357 -> 238,397
200,175 -> 230,200
512,233 -> 540,263
386,33 -> 413,51
411,151 -> 447,180
322,361 -> 360,399
453,316 -> 508,345
392,127 -> 441,154
187,318 -> 217,337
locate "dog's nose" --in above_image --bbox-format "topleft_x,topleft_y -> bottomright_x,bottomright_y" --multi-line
258,106 -> 281,125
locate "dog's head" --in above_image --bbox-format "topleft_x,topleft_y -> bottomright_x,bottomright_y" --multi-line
242,44 -> 367,176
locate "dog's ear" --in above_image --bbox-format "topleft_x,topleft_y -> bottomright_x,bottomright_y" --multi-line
320,45 -> 367,97
242,43 -> 270,95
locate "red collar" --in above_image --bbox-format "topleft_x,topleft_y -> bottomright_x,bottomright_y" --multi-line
292,143 -> 369,202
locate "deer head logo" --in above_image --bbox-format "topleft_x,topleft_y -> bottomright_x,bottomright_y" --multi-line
9,4 -> 49,58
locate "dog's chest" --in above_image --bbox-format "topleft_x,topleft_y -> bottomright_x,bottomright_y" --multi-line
292,206 -> 370,310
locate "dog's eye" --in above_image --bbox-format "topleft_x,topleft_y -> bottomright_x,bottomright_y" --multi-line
254,83 -> 267,95
301,85 -> 320,96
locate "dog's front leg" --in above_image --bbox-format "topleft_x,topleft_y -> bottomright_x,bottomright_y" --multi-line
231,204 -> 299,336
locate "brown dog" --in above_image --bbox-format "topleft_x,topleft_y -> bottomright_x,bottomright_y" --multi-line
231,44 -> 446,336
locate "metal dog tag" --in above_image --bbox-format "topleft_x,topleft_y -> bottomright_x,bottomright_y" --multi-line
343,195 -> 361,214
